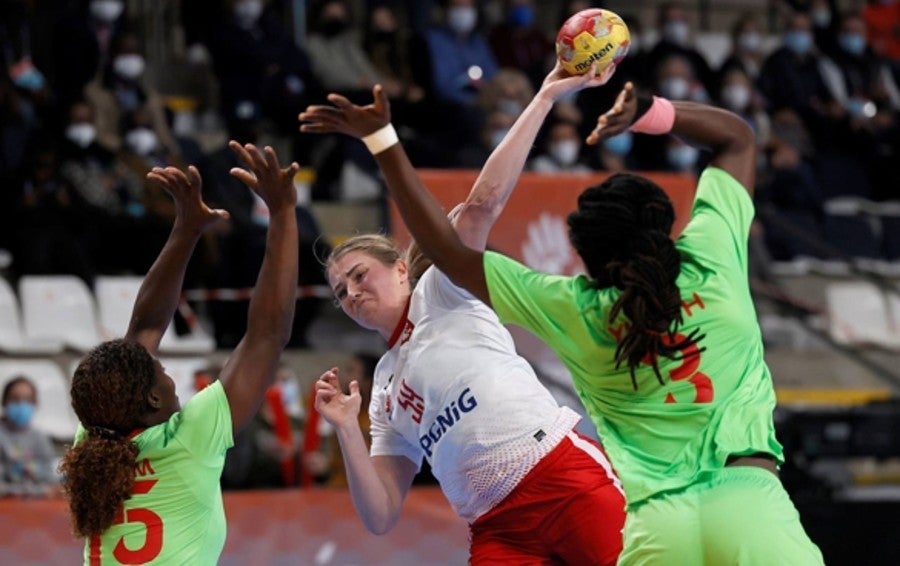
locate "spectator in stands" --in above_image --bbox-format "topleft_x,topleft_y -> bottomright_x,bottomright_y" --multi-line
588,130 -> 638,174
58,99 -> 134,274
84,31 -> 180,159
363,2 -> 425,107
206,0 -> 322,159
718,12 -> 769,83
0,375 -> 59,498
528,119 -> 592,174
478,67 -> 533,123
11,140 -> 99,283
1,0 -> 48,100
717,67 -> 771,151
52,0 -> 128,107
488,0 -> 554,90
646,2 -> 716,96
757,11 -> 840,145
201,101 -> 331,348
306,0 -> 394,99
410,0 -> 498,164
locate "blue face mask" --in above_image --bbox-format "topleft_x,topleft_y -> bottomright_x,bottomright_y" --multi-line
668,144 -> 699,171
603,131 -> 633,156
784,30 -> 813,55
508,5 -> 535,28
839,33 -> 866,56
5,401 -> 35,428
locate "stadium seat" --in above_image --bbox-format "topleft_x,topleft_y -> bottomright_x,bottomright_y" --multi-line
0,359 -> 78,440
94,275 -> 216,353
822,199 -> 882,259
825,281 -> 900,350
0,277 -> 63,354
160,357 -> 212,405
19,276 -> 102,352
877,203 -> 900,261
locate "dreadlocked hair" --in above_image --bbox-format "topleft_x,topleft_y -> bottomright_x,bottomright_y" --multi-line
567,173 -> 704,390
59,339 -> 156,538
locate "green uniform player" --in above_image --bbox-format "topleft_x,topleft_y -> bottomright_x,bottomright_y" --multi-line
76,381 -> 232,564
59,144 -> 300,565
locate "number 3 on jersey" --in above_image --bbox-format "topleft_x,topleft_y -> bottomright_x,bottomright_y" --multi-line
89,479 -> 163,565
648,332 -> 714,404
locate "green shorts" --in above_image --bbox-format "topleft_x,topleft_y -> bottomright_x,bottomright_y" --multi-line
618,466 -> 824,566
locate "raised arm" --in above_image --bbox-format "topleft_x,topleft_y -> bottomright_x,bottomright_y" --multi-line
587,82 -> 757,193
314,367 -> 418,535
128,166 -> 229,354
299,65 -> 612,304
217,142 -> 299,433
456,62 -> 613,251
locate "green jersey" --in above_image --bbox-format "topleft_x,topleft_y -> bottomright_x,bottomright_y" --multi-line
77,380 -> 233,565
484,167 -> 782,508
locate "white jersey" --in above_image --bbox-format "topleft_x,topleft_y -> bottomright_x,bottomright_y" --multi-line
369,266 -> 581,522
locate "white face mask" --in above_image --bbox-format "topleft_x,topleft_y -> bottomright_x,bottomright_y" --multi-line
660,76 -> 690,100
738,31 -> 762,54
235,0 -> 264,25
721,84 -> 750,111
66,123 -> 97,148
496,98 -> 523,116
113,54 -> 145,81
125,127 -> 158,156
489,128 -> 509,149
663,21 -> 690,46
90,0 -> 124,23
550,139 -> 580,166
448,6 -> 477,35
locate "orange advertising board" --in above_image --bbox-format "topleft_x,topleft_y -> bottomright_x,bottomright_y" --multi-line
388,170 -> 697,275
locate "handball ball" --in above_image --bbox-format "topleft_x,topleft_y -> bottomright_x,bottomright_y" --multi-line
556,9 -> 630,76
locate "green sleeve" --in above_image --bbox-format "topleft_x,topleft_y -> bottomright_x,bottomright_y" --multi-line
168,380 -> 234,460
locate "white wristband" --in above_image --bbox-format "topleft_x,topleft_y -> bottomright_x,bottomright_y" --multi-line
362,124 -> 399,155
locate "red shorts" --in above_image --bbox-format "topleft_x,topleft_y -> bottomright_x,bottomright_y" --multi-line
469,431 -> 626,565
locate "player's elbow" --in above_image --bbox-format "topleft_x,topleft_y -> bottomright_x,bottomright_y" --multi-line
364,513 -> 399,536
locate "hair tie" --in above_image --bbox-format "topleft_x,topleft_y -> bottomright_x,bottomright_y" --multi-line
90,425 -> 122,440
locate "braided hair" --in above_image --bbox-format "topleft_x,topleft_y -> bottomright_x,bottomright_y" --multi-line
59,339 -> 157,537
567,173 -> 704,389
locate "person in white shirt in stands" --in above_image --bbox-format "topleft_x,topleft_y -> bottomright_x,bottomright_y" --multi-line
311,65 -> 626,565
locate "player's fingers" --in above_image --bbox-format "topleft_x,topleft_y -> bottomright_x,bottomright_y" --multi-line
327,93 -> 353,109
229,168 -> 257,188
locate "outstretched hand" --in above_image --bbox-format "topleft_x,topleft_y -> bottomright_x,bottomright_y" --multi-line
299,84 -> 392,139
586,81 -> 639,145
314,367 -> 362,430
538,60 -> 618,103
146,165 -> 229,231
228,141 -> 298,214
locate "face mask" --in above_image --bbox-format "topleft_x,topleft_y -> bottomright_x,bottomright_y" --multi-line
90,0 -> 124,23
784,30 -> 813,55
125,127 -> 158,156
603,131 -> 633,156
628,35 -> 641,54
810,8 -> 831,28
280,380 -> 300,408
113,54 -> 145,81
550,139 -> 580,166
721,84 -> 750,111
235,0 -> 264,25
660,76 -> 690,100
496,98 -> 523,116
668,144 -> 699,171
663,21 -> 690,46
839,33 -> 866,56
320,18 -> 348,37
738,31 -> 762,54
66,123 -> 97,148
489,128 -> 509,149
5,401 -> 35,428
448,6 -> 477,35
508,5 -> 535,28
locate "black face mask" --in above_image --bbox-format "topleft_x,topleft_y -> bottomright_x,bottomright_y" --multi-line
319,19 -> 348,38
370,30 -> 396,44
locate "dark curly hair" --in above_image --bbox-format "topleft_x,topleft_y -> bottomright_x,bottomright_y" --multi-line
58,339 -> 157,538
567,173 -> 704,389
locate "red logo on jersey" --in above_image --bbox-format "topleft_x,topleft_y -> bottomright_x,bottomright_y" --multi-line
397,379 -> 425,423
399,319 -> 414,346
